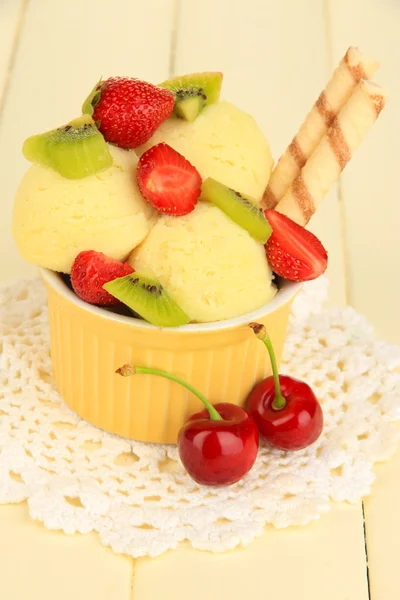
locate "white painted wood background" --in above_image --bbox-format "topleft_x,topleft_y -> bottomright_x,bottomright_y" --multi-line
0,0 -> 399,598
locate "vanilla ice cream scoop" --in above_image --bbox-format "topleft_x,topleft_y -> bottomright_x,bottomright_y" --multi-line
137,101 -> 273,201
13,146 -> 155,273
129,202 -> 276,323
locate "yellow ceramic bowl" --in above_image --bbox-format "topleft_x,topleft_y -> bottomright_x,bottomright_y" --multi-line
41,268 -> 300,444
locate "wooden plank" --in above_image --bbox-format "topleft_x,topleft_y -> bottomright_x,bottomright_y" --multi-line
0,0 -> 25,106
0,503 -> 133,600
174,0 -> 347,306
328,0 -> 400,343
0,0 -> 174,596
134,505 -> 369,600
363,448 -> 400,600
0,0 -> 175,281
329,4 -> 400,598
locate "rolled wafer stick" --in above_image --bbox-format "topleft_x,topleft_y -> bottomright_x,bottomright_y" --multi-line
262,47 -> 380,209
274,79 -> 386,226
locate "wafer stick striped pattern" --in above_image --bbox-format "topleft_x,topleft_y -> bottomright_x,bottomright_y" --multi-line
262,47 -> 380,209
275,80 -> 387,226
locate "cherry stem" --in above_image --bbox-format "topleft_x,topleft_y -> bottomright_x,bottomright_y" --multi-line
116,364 -> 223,421
249,323 -> 286,410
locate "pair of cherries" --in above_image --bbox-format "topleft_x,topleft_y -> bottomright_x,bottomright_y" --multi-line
117,323 -> 323,486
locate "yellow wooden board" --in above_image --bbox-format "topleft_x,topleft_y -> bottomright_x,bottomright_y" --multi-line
327,2 -> 400,592
0,504 -> 133,599
364,448 -> 400,599
0,0 -> 399,598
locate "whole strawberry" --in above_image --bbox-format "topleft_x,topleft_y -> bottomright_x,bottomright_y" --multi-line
82,77 -> 175,149
265,209 -> 328,281
71,250 -> 134,306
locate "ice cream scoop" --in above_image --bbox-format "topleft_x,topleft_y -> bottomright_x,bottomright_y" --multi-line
129,201 -> 276,323
12,146 -> 155,273
136,101 -> 273,201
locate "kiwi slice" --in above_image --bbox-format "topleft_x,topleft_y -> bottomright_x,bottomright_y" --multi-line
22,114 -> 113,179
82,78 -> 103,117
201,178 -> 272,243
160,72 -> 223,122
103,273 -> 190,327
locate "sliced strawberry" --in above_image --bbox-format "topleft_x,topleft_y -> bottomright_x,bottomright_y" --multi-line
82,77 -> 175,149
71,250 -> 134,305
265,209 -> 328,282
137,143 -> 202,216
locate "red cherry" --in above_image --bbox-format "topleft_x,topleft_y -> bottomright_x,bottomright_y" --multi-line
246,375 -> 323,450
247,323 -> 323,450
178,403 -> 259,486
116,365 -> 259,486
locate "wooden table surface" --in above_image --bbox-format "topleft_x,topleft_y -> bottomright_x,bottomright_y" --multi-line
0,0 -> 399,598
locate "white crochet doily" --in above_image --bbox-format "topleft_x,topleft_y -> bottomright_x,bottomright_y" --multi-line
1,277 -> 400,558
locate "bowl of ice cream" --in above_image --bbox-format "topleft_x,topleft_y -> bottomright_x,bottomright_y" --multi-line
41,267 -> 300,443
12,70 -> 337,445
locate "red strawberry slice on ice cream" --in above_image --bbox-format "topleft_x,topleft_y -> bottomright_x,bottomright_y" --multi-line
265,209 -> 328,282
71,250 -> 134,305
137,143 -> 202,216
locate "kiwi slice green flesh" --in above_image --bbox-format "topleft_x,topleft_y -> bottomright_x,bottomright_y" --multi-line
103,273 -> 190,327
22,114 -> 112,179
201,178 -> 272,243
160,72 -> 223,122
176,96 -> 203,122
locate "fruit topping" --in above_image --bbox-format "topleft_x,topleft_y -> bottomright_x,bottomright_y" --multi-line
22,115 -> 113,179
117,364 -> 259,486
82,77 -> 175,149
265,209 -> 328,281
201,177 -> 272,242
71,250 -> 134,306
103,272 -> 190,327
246,323 -> 323,450
137,143 -> 202,215
179,402 -> 258,485
160,72 -> 223,122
